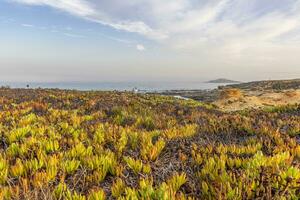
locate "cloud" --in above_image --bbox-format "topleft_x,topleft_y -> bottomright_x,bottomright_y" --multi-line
99,34 -> 133,44
11,0 -> 95,16
10,0 -> 300,61
63,32 -> 85,38
21,23 -> 34,27
136,44 -> 145,51
10,0 -> 168,40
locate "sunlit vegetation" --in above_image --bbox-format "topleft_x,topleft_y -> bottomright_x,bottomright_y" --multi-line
219,88 -> 243,99
0,88 -> 299,199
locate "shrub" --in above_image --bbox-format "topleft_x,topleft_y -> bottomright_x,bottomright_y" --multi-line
219,88 -> 243,99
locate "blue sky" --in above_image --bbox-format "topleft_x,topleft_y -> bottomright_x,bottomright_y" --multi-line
1,0 -> 300,82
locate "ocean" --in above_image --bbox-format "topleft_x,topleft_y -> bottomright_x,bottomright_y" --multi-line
1,82 -> 229,92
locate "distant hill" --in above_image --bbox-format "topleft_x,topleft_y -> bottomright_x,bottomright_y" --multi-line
206,78 -> 241,83
222,78 -> 300,90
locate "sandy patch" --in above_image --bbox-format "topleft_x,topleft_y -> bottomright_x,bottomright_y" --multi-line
214,89 -> 300,111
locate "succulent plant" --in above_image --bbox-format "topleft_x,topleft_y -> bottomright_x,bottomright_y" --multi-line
0,89 -> 299,199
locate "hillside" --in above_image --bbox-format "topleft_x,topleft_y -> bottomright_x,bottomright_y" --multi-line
221,79 -> 300,90
159,79 -> 300,111
0,88 -> 299,199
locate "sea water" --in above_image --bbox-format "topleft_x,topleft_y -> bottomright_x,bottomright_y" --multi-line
1,81 -> 229,92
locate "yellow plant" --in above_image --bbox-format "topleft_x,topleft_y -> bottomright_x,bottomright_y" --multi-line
43,140 -> 60,153
44,155 -> 59,181
111,178 -> 125,198
122,188 -> 139,200
66,191 -> 86,200
124,157 -> 143,174
201,181 -> 209,195
0,158 -> 8,184
70,112 -> 82,128
32,172 -> 50,187
137,116 -> 156,131
115,165 -> 124,177
116,130 -> 128,156
53,182 -> 68,199
280,166 -> 300,185
141,135 -> 165,161
142,163 -> 151,174
163,124 -> 197,139
10,159 -> 26,178
155,182 -> 176,200
149,139 -> 165,161
128,131 -> 139,150
19,113 -> 37,127
88,189 -> 106,200
139,178 -> 155,199
7,126 -> 31,143
62,159 -> 80,175
167,173 -> 187,193
0,187 -> 11,200
93,125 -> 105,145
25,158 -> 44,173
84,152 -> 117,182
226,158 -> 242,169
0,88 -> 299,199
191,149 -> 203,166
294,145 -> 300,158
67,143 -> 93,159
102,151 -> 117,175
6,143 -> 22,157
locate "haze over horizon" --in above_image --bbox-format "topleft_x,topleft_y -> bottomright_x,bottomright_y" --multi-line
1,0 -> 300,82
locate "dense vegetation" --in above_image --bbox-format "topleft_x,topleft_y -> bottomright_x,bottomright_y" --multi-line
222,79 -> 300,90
0,88 -> 299,199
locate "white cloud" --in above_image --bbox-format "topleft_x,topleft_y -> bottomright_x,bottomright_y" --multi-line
136,44 -> 145,51
87,18 -> 168,40
12,0 -> 95,16
11,0 -> 168,40
21,23 -> 34,27
165,0 -> 231,33
99,34 -> 132,44
63,32 -> 85,38
10,0 -> 300,63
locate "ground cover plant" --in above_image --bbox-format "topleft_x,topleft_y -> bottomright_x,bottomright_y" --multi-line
0,88 -> 299,199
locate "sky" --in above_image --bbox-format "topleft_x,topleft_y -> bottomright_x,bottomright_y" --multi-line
1,0 -> 300,82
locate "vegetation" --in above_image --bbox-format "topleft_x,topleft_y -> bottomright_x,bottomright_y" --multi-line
0,88 -> 299,199
219,88 -> 243,99
221,78 -> 300,90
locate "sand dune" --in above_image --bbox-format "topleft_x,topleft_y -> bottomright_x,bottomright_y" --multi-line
214,89 -> 300,111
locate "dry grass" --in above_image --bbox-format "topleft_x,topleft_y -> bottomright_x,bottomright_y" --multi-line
284,90 -> 299,98
219,88 -> 243,99
214,89 -> 300,112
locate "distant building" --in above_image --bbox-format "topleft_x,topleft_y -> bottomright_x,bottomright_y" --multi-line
132,87 -> 139,93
